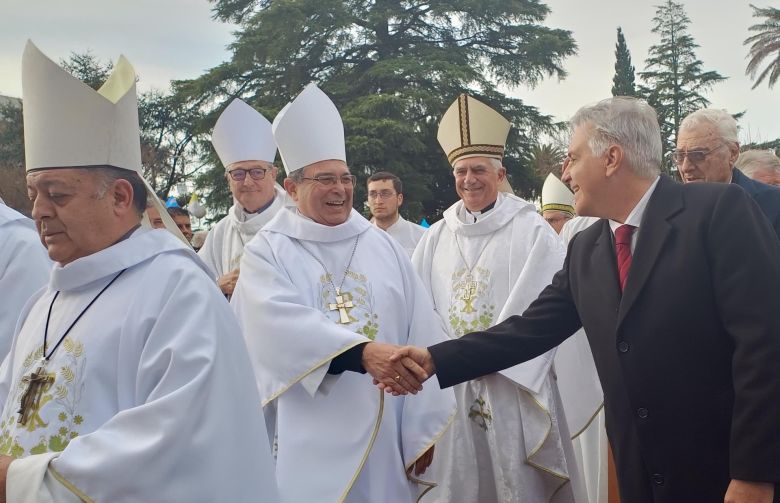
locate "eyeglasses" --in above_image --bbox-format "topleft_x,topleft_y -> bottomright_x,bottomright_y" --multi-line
672,144 -> 726,165
367,190 -> 397,200
300,174 -> 357,187
227,168 -> 269,181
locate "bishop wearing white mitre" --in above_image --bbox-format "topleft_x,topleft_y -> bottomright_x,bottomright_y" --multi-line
411,94 -> 586,502
0,41 -> 278,502
231,83 -> 456,503
198,99 -> 288,294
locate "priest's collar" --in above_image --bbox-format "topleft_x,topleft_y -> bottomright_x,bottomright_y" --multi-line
242,194 -> 276,216
265,206 -> 370,243
464,199 -> 497,223
50,227 -> 203,292
445,192 -> 537,237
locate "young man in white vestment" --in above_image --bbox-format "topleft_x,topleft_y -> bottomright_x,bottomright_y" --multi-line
0,202 -> 50,359
366,171 -> 426,256
0,42 -> 278,503
411,94 -> 586,502
198,98 -> 288,297
231,83 -> 456,503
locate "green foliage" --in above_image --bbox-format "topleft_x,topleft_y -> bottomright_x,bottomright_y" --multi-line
612,27 -> 636,97
175,0 -> 577,220
59,51 -> 113,90
639,0 -> 726,174
744,4 -> 780,90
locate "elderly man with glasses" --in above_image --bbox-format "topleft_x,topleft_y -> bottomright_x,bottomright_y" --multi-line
198,99 -> 289,297
675,108 -> 780,238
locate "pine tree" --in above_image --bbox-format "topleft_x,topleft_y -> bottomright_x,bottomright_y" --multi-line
611,27 -> 636,96
175,0 -> 577,220
639,0 -> 726,173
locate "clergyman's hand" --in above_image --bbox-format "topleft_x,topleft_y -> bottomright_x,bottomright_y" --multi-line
218,268 -> 240,297
724,479 -> 774,503
409,446 -> 435,477
362,342 -> 427,396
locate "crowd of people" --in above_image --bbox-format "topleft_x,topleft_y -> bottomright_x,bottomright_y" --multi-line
1,40 -> 779,503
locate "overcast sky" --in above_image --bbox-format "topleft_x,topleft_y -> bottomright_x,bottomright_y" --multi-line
1,0 -> 777,143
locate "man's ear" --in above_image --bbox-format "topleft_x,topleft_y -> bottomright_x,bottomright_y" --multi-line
727,142 -> 740,166
283,178 -> 299,201
111,179 -> 135,216
498,166 -> 507,181
397,193 -> 404,206
604,145 -> 625,178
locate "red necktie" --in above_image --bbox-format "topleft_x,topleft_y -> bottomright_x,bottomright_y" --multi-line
615,224 -> 636,293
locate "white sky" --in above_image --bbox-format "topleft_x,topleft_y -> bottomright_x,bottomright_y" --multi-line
1,0 -> 777,143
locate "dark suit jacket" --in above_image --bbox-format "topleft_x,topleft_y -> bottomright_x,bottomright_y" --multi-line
732,167 -> 780,239
429,176 -> 780,503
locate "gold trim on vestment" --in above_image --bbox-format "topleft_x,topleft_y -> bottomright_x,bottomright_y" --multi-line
541,203 -> 575,216
261,339 -> 367,406
570,402 -> 604,440
521,388 -> 571,501
50,465 -> 95,503
447,144 -> 505,164
337,390 -> 385,503
403,408 -> 457,502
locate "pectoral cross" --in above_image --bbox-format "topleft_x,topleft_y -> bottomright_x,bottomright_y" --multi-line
17,365 -> 55,427
460,279 -> 479,314
329,288 -> 355,324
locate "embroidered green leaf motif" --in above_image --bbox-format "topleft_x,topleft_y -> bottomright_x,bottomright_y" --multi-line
60,367 -> 75,383
55,385 -> 68,399
58,412 -> 67,422
62,339 -> 74,353
72,342 -> 84,357
10,442 -> 24,458
73,415 -> 83,425
30,439 -> 48,455
48,434 -> 70,452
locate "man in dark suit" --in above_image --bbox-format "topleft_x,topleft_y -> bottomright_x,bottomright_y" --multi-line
389,97 -> 780,503
676,108 -> 780,239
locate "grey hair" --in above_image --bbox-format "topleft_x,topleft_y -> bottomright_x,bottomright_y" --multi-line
736,149 -> 780,177
287,169 -> 305,183
452,157 -> 504,173
679,108 -> 739,144
90,166 -> 146,214
570,97 -> 662,179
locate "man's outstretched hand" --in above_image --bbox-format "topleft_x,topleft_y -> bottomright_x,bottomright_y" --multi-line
362,342 -> 428,396
373,346 -> 435,395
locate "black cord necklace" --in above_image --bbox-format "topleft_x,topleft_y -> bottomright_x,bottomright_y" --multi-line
42,269 -> 126,361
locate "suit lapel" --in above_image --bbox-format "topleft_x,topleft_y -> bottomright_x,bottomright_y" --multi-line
592,220 -> 622,311
617,176 -> 683,327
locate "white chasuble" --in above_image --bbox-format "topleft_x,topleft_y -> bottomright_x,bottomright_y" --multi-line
0,204 -> 51,360
412,193 -> 586,503
198,184 -> 288,278
373,215 -> 426,257
231,208 -> 455,503
0,228 -> 278,502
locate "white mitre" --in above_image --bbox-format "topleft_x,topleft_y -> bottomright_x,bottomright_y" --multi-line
21,40 -> 187,244
541,173 -> 575,216
437,93 -> 511,166
272,83 -> 346,175
211,98 -> 276,167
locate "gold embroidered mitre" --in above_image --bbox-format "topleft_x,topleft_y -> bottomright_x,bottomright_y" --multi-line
437,94 -> 511,166
541,173 -> 575,216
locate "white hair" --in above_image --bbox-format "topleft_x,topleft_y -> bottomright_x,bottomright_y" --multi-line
570,97 -> 662,179
736,149 -> 780,176
679,108 -> 739,144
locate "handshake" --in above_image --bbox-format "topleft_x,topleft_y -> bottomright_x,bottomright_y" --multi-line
361,342 -> 437,396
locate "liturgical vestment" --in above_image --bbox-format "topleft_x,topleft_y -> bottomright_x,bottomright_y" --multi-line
0,228 -> 278,502
232,207 -> 456,503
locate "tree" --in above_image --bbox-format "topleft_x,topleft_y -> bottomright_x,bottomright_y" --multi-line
175,0 -> 577,221
527,142 -> 565,182
0,97 -> 29,213
639,0 -> 726,173
745,4 -> 780,90
612,27 -> 636,96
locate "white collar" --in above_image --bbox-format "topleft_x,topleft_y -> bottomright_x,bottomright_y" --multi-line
608,176 -> 660,234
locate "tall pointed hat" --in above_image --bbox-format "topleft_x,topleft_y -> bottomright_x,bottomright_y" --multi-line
272,83 -> 346,175
541,173 -> 575,216
22,40 -> 187,244
211,98 -> 276,167
437,93 -> 511,166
